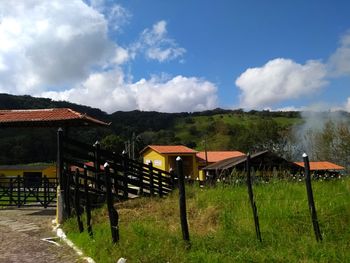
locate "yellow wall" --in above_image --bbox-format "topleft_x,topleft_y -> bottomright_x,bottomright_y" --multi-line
142,149 -> 199,179
0,165 -> 56,178
143,149 -> 166,171
43,166 -> 57,178
165,154 -> 199,179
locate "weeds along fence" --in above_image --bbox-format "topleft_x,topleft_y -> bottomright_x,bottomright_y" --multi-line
215,153 -> 348,243
57,129 -> 178,242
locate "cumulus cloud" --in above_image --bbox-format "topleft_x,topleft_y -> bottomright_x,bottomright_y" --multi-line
328,31 -> 350,76
0,1 -> 216,113
131,75 -> 217,112
236,58 -> 328,109
133,20 -> 186,62
235,30 -> 350,110
41,70 -> 218,113
88,0 -> 131,32
0,0 -> 116,94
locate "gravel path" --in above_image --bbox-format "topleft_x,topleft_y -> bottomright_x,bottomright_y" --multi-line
0,207 -> 83,263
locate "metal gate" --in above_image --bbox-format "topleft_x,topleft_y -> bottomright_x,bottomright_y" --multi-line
0,176 -> 57,208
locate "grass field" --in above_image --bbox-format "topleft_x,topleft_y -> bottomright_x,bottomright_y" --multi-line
63,178 -> 350,262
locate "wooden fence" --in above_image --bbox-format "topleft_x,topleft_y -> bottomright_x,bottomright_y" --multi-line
0,176 -> 57,207
57,129 -> 178,242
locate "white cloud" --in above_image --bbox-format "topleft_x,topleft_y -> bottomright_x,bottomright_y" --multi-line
133,20 -> 186,62
236,58 -> 328,109
41,70 -> 218,113
112,46 -> 130,65
346,98 -> 350,112
88,0 -> 131,32
0,1 -> 217,113
131,75 -> 217,112
41,68 -> 136,112
0,0 -> 115,94
276,106 -> 307,112
328,31 -> 350,76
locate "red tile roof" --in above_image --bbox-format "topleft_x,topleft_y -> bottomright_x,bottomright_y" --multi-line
197,151 -> 245,163
294,161 -> 345,171
0,108 -> 110,127
70,161 -> 104,172
140,145 -> 197,155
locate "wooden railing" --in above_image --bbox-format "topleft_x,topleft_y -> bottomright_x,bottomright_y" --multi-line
57,129 -> 177,241
0,176 -> 57,207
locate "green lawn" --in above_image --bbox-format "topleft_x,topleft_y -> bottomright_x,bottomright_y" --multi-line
63,178 -> 350,263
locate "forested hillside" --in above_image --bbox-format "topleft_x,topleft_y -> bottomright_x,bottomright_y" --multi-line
0,94 -> 349,171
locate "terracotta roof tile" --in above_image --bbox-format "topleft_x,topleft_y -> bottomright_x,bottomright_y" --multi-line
0,108 -> 109,126
197,151 -> 245,163
294,161 -> 345,170
141,145 -> 197,154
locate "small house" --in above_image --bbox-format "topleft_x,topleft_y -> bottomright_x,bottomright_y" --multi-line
140,145 -> 198,179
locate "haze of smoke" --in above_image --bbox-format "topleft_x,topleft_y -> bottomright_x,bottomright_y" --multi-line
292,109 -> 350,161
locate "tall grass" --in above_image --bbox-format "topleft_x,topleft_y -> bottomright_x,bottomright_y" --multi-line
63,178 -> 350,262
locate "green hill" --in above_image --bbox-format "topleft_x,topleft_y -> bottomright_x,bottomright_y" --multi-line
0,94 -> 302,164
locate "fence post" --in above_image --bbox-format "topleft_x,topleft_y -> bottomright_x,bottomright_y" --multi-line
17,175 -> 21,208
149,161 -> 154,196
158,171 -> 163,197
246,153 -> 262,242
74,169 -> 84,233
303,153 -> 322,242
176,156 -> 190,247
122,151 -> 129,199
104,162 -> 119,243
170,168 -> 176,189
94,141 -> 101,190
57,128 -> 65,223
9,178 -> 13,205
66,171 -> 72,218
43,176 -> 48,208
139,162 -> 144,196
83,166 -> 93,237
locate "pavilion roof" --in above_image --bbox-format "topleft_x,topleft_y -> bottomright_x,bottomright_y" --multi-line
0,108 -> 110,127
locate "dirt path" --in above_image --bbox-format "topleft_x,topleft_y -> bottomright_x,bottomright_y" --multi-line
0,207 -> 83,263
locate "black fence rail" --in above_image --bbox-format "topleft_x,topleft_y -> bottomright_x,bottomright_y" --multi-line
58,130 -> 178,242
61,135 -> 176,200
0,176 -> 57,207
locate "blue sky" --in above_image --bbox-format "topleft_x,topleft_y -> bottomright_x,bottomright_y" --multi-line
0,0 -> 349,113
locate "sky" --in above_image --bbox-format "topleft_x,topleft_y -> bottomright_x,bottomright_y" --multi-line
0,0 -> 350,113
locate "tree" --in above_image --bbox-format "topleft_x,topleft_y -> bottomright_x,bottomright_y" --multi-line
100,134 -> 125,154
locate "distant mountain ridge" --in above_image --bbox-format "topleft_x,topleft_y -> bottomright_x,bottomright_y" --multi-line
0,93 -> 302,165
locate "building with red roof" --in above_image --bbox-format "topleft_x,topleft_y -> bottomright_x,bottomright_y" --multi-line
294,161 -> 345,171
196,151 -> 245,164
140,145 -> 198,179
140,145 -> 247,180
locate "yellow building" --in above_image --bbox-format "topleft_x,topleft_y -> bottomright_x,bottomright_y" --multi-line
140,145 -> 199,179
0,164 -> 56,179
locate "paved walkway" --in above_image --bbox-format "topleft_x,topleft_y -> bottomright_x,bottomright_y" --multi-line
0,207 -> 83,263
